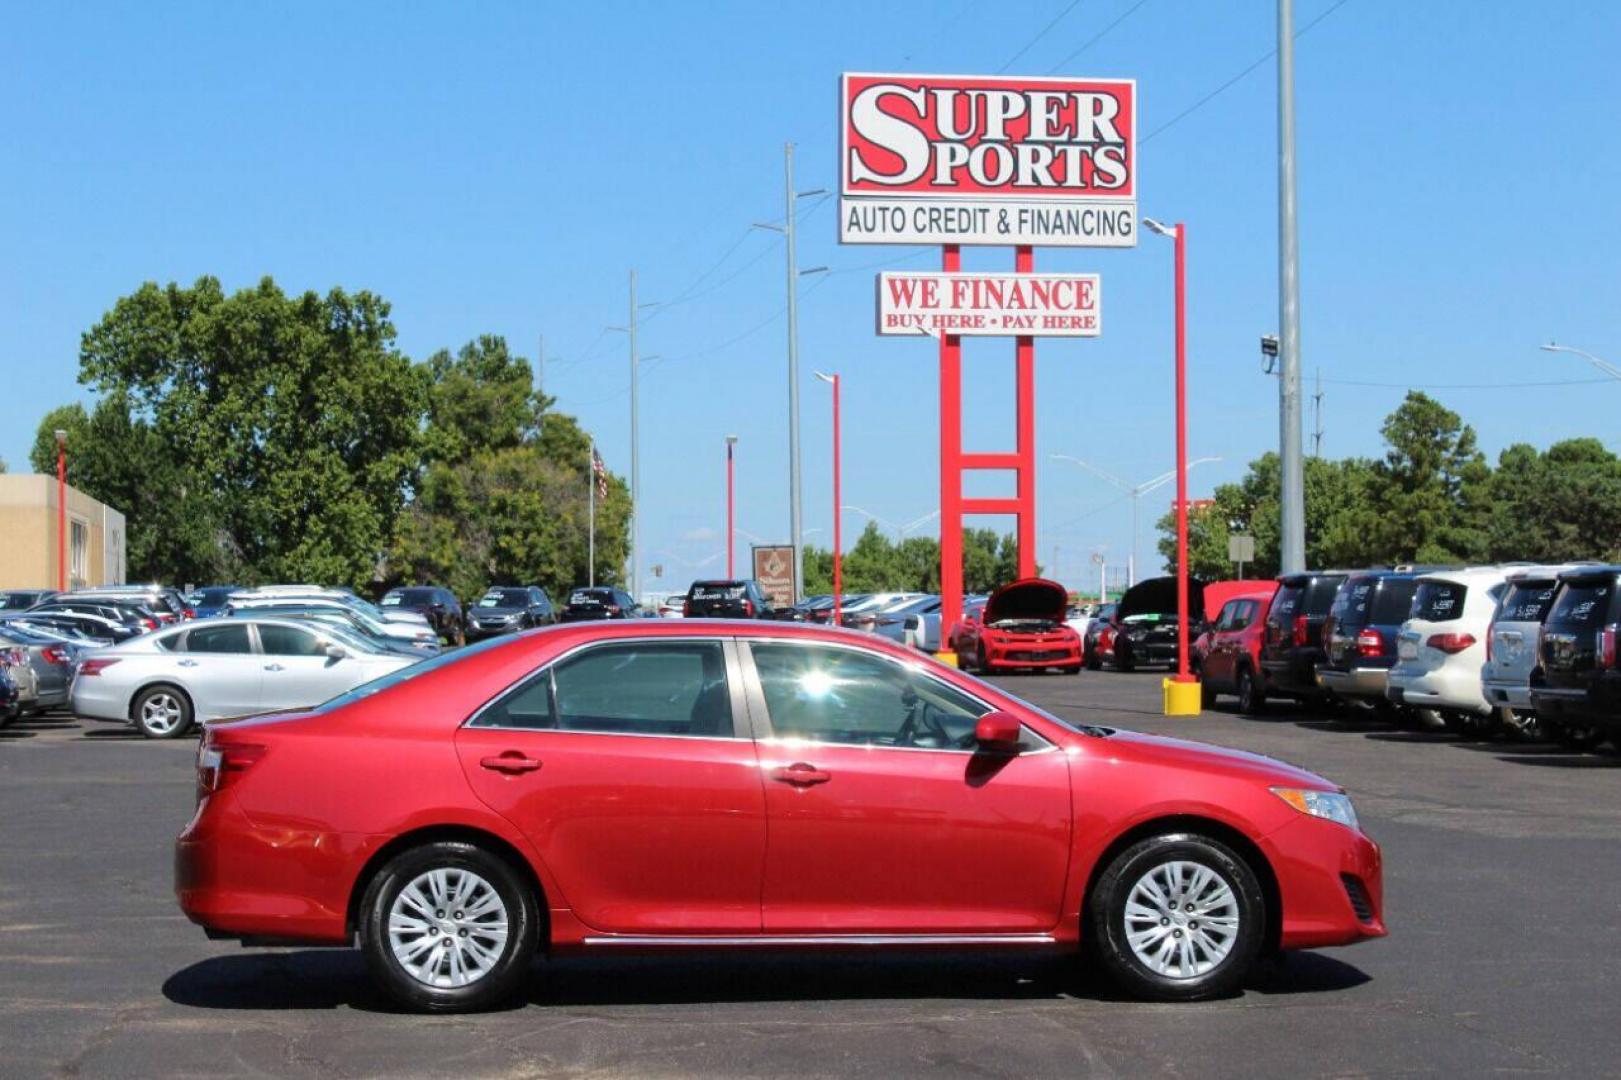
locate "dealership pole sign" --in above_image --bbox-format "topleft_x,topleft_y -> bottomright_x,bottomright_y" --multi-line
878,271 -> 1100,337
840,73 -> 1136,247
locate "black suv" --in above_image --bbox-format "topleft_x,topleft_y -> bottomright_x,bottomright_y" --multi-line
380,586 -> 466,645
684,580 -> 776,619
465,586 -> 556,641
1260,571 -> 1348,702
560,587 -> 641,621
1316,570 -> 1424,711
1530,566 -> 1621,748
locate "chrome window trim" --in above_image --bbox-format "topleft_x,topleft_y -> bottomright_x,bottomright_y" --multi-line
463,635 -> 751,741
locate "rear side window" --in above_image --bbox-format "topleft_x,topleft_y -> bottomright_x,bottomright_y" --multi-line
478,642 -> 734,737
1331,578 -> 1375,624
1498,581 -> 1559,624
186,625 -> 252,654
1371,578 -> 1419,624
1413,581 -> 1466,622
1547,582 -> 1616,627
258,624 -> 327,656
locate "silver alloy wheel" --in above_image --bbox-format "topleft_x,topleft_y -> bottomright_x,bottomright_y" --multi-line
139,692 -> 184,734
388,868 -> 510,988
1123,860 -> 1240,979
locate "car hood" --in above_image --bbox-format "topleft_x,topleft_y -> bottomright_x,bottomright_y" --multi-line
1116,575 -> 1206,621
983,578 -> 1068,625
1106,728 -> 1332,789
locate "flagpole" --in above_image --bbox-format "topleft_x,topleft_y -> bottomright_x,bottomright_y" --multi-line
588,437 -> 597,588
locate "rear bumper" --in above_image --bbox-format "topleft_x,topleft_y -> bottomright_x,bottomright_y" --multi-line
1261,650 -> 1326,698
1386,667 -> 1490,714
1482,676 -> 1534,711
1315,665 -> 1389,700
69,679 -> 130,723
1531,680 -> 1621,729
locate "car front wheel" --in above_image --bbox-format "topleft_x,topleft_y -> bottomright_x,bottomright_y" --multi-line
1088,832 -> 1265,1001
1236,668 -> 1265,715
360,841 -> 538,1013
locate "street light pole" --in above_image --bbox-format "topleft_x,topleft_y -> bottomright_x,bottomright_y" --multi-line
1277,0 -> 1306,575
55,429 -> 67,591
1050,453 -> 1220,587
815,372 -> 841,625
1541,342 -> 1621,381
725,435 -> 738,578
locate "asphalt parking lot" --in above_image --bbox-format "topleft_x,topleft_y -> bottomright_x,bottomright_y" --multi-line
2,672 -> 1619,1079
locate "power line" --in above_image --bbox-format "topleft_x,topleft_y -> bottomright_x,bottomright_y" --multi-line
1141,0 -> 1354,145
999,0 -> 1086,73
1046,0 -> 1152,73
1322,375 -> 1614,390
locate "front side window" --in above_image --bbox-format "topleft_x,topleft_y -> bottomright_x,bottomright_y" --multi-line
257,624 -> 327,656
186,624 -> 252,654
750,643 -> 990,750
477,641 -> 734,737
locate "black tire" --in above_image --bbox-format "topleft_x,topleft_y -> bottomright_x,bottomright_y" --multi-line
1551,722 -> 1604,751
1062,663 -> 1082,675
132,684 -> 194,739
1087,832 -> 1266,1001
976,643 -> 990,674
1085,647 -> 1101,671
1235,668 -> 1265,715
360,841 -> 539,1013
1116,642 -> 1136,673
1200,680 -> 1217,709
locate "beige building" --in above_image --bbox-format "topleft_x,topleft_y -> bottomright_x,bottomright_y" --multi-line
0,474 -> 127,590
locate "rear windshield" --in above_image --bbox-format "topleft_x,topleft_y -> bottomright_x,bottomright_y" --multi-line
1301,577 -> 1345,615
1330,578 -> 1375,624
1497,580 -> 1559,624
1413,581 -> 1466,622
568,589 -> 613,605
1268,584 -> 1305,624
1,592 -> 42,608
1371,578 -> 1419,624
691,583 -> 746,600
1547,581 -> 1616,627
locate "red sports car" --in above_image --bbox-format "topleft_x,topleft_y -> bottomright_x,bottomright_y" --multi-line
177,619 -> 1384,1012
955,578 -> 1083,674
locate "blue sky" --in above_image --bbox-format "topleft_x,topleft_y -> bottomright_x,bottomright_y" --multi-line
3,1 -> 1618,594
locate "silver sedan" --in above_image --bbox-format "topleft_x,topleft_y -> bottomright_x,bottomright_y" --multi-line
71,617 -> 422,738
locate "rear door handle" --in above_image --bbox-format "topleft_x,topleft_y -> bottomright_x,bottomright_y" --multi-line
481,752 -> 543,774
263,663 -> 285,672
177,659 -> 199,668
772,762 -> 831,786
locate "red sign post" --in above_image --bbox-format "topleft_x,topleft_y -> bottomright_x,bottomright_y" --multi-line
841,73 -> 1137,656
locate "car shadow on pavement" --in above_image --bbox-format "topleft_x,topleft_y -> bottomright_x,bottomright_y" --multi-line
163,948 -> 1370,1012
81,727 -> 148,741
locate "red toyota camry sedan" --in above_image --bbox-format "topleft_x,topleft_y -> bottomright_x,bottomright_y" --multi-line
176,619 -> 1384,1012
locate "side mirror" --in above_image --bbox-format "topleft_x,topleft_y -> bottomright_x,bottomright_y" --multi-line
325,644 -> 347,660
974,711 -> 1023,751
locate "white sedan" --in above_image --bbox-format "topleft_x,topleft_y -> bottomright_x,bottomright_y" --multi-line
71,617 -> 421,738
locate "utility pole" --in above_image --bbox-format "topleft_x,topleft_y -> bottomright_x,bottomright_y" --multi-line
628,270 -> 641,601
784,143 -> 804,601
536,333 -> 545,438
1312,366 -> 1323,457
1277,0 -> 1306,574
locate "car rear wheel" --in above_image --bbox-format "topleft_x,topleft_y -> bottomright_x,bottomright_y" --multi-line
360,841 -> 538,1013
1116,642 -> 1136,673
1549,722 -> 1604,751
1084,648 -> 1101,671
132,685 -> 194,739
1200,680 -> 1216,708
1236,668 -> 1265,715
1088,833 -> 1265,1001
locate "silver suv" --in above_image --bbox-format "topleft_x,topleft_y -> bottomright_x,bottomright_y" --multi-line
1482,564 -> 1599,737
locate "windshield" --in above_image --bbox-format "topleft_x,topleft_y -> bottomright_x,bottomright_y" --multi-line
480,589 -> 530,607
316,635 -> 509,711
691,583 -> 746,600
2,591 -> 45,608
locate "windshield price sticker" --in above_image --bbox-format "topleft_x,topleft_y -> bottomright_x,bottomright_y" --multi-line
877,271 -> 1100,338
841,72 -> 1136,247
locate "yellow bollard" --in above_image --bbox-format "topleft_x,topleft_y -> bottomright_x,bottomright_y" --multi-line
934,651 -> 961,668
1163,677 -> 1203,716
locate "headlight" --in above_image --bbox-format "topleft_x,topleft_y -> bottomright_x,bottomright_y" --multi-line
1270,787 -> 1359,830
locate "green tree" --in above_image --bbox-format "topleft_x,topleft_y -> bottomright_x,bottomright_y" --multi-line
1487,438 -> 1621,562
799,526 -> 1029,595
1364,391 -> 1490,563
51,276 -> 427,588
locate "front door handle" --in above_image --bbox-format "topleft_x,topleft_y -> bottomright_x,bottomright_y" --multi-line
263,663 -> 285,672
177,659 -> 199,668
772,762 -> 831,786
481,752 -> 543,774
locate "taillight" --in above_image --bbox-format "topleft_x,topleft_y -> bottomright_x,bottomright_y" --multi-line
1293,614 -> 1310,647
1426,632 -> 1477,655
743,599 -> 755,616
1600,624 -> 1618,669
77,658 -> 121,676
682,599 -> 691,617
1355,627 -> 1384,657
142,618 -> 158,631
41,646 -> 69,665
606,605 -> 620,614
183,608 -> 196,619
197,740 -> 266,800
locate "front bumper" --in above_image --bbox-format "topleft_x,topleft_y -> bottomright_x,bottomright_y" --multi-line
982,637 -> 1081,670
1260,814 -> 1387,949
465,621 -> 521,640
1315,665 -> 1390,700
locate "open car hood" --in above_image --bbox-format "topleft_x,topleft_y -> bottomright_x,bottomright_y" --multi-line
983,578 -> 1068,626
1116,575 -> 1207,621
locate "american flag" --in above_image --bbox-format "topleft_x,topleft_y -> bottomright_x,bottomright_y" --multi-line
591,448 -> 609,500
